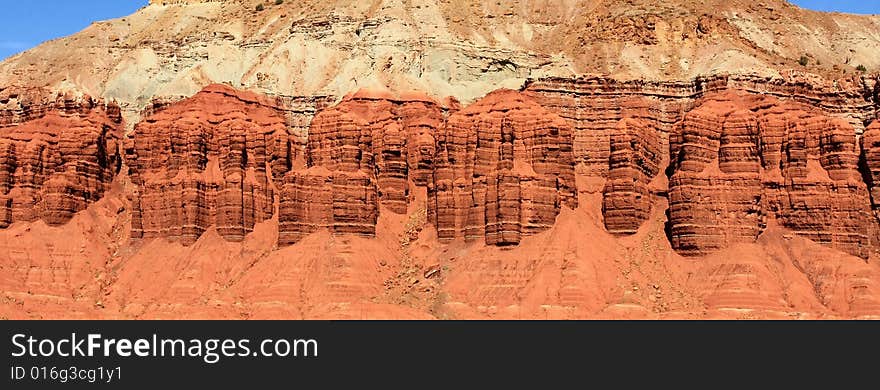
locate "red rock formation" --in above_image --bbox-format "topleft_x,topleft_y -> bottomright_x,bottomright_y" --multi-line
6,83 -> 880,320
429,89 -> 577,246
125,84 -> 291,245
278,169 -> 378,245
525,80 -> 689,177
0,95 -> 121,227
278,91 -> 445,246
860,120 -> 880,217
668,98 -> 763,254
602,118 -> 663,233
524,74 -> 877,179
668,92 -> 876,258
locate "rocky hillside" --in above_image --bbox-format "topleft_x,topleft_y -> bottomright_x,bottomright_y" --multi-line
1,0 -> 880,319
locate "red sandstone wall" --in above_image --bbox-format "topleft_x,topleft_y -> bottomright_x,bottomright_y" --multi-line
125,84 -> 291,245
278,92 -> 447,245
2,80 -> 878,258
429,89 -> 578,245
602,118 -> 663,234
4,81 -> 880,320
0,93 -> 121,227
667,93 -> 876,258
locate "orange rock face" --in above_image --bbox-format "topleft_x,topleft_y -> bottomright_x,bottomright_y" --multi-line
429,90 -> 578,246
861,120 -> 880,218
5,81 -> 880,320
279,89 -> 580,248
125,84 -> 291,245
667,92 -> 876,258
0,94 -> 121,227
278,92 -> 446,245
524,74 -> 878,178
602,118 -> 663,233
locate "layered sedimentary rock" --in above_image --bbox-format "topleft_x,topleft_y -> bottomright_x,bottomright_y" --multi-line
602,118 -> 663,234
667,92 -> 876,258
278,91 -> 446,245
668,98 -> 765,255
4,81 -> 880,320
861,120 -> 880,216
125,84 -> 290,245
524,73 -> 878,177
0,94 -> 121,227
0,87 -> 97,127
429,89 -> 577,246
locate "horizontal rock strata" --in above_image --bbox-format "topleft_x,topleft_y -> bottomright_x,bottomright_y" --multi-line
278,91 -> 448,245
860,119 -> 880,223
524,73 -> 878,176
429,89 -> 578,245
667,92 -> 877,258
602,117 -> 663,234
125,84 -> 291,245
0,95 -> 121,227
4,81 -> 877,259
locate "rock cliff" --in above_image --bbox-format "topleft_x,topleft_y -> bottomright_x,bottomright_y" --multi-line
2,0 -> 879,127
0,94 -> 121,227
278,91 -> 447,245
430,89 -> 577,245
667,92 -> 875,258
3,0 -> 880,320
125,84 -> 289,245
860,120 -> 880,218
602,118 -> 663,234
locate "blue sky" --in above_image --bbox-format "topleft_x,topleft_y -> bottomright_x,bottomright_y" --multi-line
0,0 -> 878,60
0,0 -> 147,60
790,0 -> 880,15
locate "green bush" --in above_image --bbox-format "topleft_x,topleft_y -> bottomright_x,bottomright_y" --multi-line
255,4 -> 264,11
857,64 -> 868,72
798,55 -> 809,67
275,0 -> 284,4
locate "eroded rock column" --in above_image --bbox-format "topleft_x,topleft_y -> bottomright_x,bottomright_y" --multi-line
0,94 -> 121,227
429,89 -> 577,246
667,93 -> 876,258
278,92 -> 445,245
126,84 -> 291,245
602,118 -> 663,234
